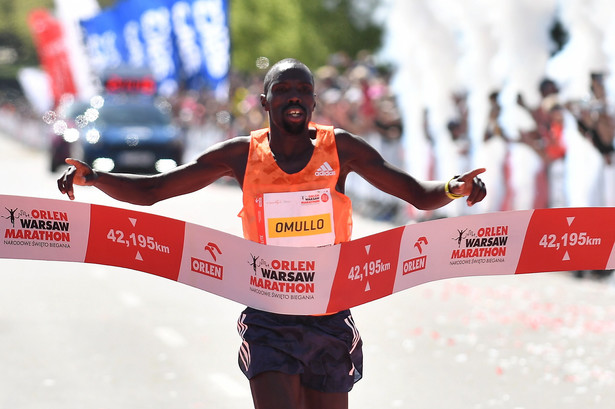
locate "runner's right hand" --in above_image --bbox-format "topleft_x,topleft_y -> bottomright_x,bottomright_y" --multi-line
57,158 -> 98,200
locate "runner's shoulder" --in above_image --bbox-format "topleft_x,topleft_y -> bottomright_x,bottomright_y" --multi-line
193,135 -> 250,166
226,135 -> 251,145
333,127 -> 374,155
333,127 -> 353,138
213,135 -> 251,153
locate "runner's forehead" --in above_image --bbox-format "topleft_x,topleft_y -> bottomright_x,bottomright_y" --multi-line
268,66 -> 314,89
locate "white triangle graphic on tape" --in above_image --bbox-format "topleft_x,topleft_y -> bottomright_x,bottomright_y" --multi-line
364,245 -> 371,255
135,251 -> 143,261
129,217 -> 137,227
562,251 -> 570,261
365,281 -> 371,291
566,217 -> 575,226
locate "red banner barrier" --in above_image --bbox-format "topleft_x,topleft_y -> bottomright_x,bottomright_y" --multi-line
1,195 -> 613,314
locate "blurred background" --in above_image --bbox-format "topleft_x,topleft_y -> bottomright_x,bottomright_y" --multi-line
1,0 -> 615,220
1,0 -> 615,408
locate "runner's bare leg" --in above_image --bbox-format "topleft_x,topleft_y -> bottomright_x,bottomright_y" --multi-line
250,371 -> 348,409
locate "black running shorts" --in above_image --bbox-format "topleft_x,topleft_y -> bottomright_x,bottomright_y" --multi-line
237,307 -> 363,393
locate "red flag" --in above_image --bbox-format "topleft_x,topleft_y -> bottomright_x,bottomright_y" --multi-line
27,9 -> 77,105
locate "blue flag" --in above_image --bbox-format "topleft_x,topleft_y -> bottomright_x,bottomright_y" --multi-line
80,0 -> 230,95
80,8 -> 126,73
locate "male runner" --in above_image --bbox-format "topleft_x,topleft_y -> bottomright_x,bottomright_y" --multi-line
58,58 -> 486,409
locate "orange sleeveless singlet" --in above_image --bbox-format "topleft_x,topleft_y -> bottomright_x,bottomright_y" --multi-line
240,123 -> 352,246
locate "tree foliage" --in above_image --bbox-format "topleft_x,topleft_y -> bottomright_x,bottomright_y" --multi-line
230,0 -> 383,72
0,0 -> 54,66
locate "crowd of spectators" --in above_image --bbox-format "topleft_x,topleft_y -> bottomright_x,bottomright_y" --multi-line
170,52 -> 615,226
2,51 -> 614,227
0,86 -> 47,150
488,74 -> 615,212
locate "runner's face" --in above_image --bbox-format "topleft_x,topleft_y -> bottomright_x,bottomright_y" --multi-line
262,66 -> 315,134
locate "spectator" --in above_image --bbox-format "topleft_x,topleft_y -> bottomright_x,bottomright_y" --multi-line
518,78 -> 566,208
477,91 -> 509,213
566,72 -> 615,207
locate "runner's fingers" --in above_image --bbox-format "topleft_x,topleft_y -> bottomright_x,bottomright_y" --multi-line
57,166 -> 76,199
465,177 -> 478,204
466,176 -> 486,205
56,177 -> 64,194
461,168 -> 486,183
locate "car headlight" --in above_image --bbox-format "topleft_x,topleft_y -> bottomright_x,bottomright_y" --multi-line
92,158 -> 115,172
155,159 -> 178,172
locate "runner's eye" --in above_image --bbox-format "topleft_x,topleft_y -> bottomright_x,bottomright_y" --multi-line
272,84 -> 289,93
299,84 -> 314,94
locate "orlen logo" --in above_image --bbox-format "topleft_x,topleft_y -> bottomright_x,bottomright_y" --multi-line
315,162 -> 335,176
191,242 -> 223,280
403,236 -> 428,275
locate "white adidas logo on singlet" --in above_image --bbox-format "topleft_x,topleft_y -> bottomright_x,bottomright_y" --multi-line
315,161 -> 336,176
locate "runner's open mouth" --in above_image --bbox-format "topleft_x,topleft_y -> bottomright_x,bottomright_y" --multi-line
285,106 -> 306,120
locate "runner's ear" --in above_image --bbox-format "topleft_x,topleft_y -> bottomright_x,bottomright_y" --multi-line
260,94 -> 269,111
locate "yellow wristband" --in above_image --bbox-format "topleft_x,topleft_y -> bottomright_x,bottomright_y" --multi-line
445,177 -> 464,200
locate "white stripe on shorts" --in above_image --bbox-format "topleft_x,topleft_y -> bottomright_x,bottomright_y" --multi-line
237,313 -> 251,371
344,315 -> 361,354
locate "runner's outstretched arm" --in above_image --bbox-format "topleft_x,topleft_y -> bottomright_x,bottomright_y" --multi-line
57,137 -> 249,204
335,129 -> 486,209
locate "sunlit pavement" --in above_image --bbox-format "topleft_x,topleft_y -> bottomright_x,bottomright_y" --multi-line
1,132 -> 614,409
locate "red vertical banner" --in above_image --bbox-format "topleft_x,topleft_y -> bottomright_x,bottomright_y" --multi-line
85,205 -> 186,281
326,227 -> 404,313
27,9 -> 77,105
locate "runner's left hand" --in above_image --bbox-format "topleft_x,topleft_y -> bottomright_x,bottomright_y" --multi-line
448,168 -> 487,206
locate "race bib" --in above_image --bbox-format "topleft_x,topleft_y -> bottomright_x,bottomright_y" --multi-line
259,189 -> 335,247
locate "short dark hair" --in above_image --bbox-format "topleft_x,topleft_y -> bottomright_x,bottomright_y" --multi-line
263,58 -> 313,94
539,78 -> 558,95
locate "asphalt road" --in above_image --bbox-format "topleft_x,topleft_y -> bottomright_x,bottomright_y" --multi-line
1,132 -> 614,409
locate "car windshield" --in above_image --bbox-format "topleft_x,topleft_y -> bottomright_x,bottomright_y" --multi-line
63,102 -> 90,119
99,105 -> 170,126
